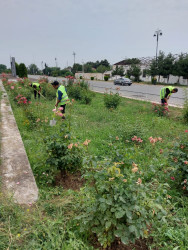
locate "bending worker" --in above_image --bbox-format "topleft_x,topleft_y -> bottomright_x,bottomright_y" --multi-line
51,81 -> 70,119
160,86 -> 178,105
30,82 -> 41,99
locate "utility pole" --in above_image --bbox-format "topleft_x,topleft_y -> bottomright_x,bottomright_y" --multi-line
82,60 -> 84,73
55,57 -> 58,68
73,51 -> 76,65
153,29 -> 163,62
41,61 -> 43,75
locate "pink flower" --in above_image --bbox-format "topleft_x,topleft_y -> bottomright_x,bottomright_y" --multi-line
184,161 -> 188,165
136,178 -> 142,185
83,139 -> 91,146
58,113 -> 63,117
16,182 -> 20,185
68,143 -> 73,149
58,107 -> 64,111
185,130 -> 188,133
170,176 -> 175,181
11,86 -> 14,89
52,109 -> 56,112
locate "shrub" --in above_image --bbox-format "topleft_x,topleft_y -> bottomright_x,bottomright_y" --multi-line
44,128 -> 83,174
90,77 -> 94,80
183,90 -> 188,123
104,92 -> 121,110
38,77 -> 48,83
169,136 -> 188,191
42,83 -> 56,100
80,76 -> 83,79
152,77 -> 157,85
67,81 -> 93,104
104,75 -> 109,81
152,103 -> 169,117
80,90 -> 93,105
79,80 -> 89,90
67,85 -> 82,100
77,160 -> 166,248
66,75 -> 74,85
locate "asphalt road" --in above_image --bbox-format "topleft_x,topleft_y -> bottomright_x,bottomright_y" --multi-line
29,75 -> 187,107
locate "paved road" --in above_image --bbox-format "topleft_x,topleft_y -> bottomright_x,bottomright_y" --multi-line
29,75 -> 187,107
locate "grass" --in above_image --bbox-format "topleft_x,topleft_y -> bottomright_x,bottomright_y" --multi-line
0,82 -> 188,249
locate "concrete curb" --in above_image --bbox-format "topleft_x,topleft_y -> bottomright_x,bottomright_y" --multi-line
0,80 -> 38,205
94,90 -> 183,108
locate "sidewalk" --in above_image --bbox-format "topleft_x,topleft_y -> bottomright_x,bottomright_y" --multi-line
0,80 -> 38,205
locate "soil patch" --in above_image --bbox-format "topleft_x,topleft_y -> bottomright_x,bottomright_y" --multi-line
55,171 -> 85,190
91,235 -> 154,250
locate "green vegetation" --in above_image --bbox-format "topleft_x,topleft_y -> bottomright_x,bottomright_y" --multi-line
1,78 -> 188,249
148,51 -> 188,84
0,64 -> 11,74
17,63 -> 28,78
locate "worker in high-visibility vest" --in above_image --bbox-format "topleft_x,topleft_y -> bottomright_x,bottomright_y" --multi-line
51,81 -> 70,119
30,82 -> 41,99
160,86 -> 178,105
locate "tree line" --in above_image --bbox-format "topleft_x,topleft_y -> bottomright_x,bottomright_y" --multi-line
1,52 -> 188,83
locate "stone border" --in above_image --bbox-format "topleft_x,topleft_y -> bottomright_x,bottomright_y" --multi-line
0,80 -> 38,204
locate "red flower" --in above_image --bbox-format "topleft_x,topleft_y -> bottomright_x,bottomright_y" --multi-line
170,176 -> 175,181
185,130 -> 188,133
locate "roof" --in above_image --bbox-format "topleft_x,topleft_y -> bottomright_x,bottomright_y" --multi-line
114,57 -> 155,66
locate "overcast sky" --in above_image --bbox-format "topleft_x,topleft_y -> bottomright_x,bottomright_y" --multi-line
1,0 -> 188,69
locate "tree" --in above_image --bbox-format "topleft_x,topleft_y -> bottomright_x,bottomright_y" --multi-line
72,63 -> 82,74
127,64 -> 141,82
124,58 -> 141,65
157,51 -> 165,82
0,64 -> 7,74
118,66 -> 124,76
112,65 -> 124,76
28,64 -> 40,75
112,65 -> 119,76
18,63 -> 28,78
161,53 -> 175,83
173,54 -> 184,83
179,54 -> 188,84
83,63 -> 92,73
96,65 -> 108,73
15,63 -> 19,76
100,59 -> 110,68
149,59 -> 158,77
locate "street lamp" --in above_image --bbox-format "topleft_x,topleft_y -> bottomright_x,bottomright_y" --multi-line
73,51 -> 76,65
153,29 -> 162,62
82,60 -> 84,73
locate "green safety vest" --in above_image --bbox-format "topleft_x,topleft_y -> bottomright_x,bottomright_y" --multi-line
160,86 -> 175,99
32,82 -> 40,91
56,85 -> 70,105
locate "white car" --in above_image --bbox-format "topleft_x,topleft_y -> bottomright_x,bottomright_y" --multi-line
114,77 -> 132,86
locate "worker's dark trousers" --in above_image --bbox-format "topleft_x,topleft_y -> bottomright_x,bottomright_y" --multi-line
60,104 -> 66,119
161,99 -> 166,105
34,90 -> 40,99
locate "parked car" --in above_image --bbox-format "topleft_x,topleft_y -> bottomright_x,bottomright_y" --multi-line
114,77 -> 132,86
